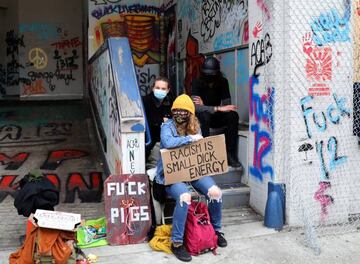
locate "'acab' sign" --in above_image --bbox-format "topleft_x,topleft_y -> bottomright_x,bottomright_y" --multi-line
104,174 -> 152,245
161,134 -> 228,185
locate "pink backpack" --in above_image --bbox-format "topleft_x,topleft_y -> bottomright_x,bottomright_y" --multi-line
184,201 -> 218,255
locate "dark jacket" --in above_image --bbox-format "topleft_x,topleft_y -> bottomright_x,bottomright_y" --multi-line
191,75 -> 232,113
142,92 -> 173,157
14,175 -> 59,217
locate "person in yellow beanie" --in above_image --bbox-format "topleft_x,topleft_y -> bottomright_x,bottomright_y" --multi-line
154,94 -> 227,262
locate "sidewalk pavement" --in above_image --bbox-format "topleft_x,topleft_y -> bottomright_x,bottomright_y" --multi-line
2,221 -> 360,264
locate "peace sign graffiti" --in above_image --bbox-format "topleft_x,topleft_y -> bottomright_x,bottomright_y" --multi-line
28,48 -> 48,70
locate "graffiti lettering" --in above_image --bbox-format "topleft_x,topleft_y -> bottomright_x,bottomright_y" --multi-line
53,49 -> 79,71
51,37 -> 82,50
0,125 -> 22,141
28,68 -> 75,90
300,94 -> 351,139
136,66 -> 157,95
200,0 -> 221,41
311,7 -> 351,46
250,33 -> 272,67
41,150 -> 89,170
316,137 -> 347,180
249,74 -> 274,182
91,4 -> 160,20
0,153 -> 29,170
0,175 -> 17,202
314,181 -> 334,221
65,172 -> 103,203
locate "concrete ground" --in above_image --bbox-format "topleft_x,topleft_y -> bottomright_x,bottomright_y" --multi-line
2,220 -> 360,264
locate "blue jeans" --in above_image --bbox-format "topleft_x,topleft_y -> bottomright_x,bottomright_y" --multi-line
165,176 -> 222,243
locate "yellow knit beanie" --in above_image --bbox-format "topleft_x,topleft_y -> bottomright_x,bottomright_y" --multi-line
171,94 -> 195,115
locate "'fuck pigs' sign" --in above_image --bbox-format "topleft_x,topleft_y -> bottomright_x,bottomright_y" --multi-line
104,174 -> 152,245
161,134 -> 228,185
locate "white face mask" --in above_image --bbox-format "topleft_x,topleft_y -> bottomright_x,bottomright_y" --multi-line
153,89 -> 168,100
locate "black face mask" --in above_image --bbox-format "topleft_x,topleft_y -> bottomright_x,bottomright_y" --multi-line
203,73 -> 218,82
173,114 -> 189,124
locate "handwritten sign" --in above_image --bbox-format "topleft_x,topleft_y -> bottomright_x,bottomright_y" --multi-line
104,174 -> 152,245
161,134 -> 228,185
34,210 -> 81,231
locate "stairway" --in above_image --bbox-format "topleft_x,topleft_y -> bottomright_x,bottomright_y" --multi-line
0,100 -> 106,249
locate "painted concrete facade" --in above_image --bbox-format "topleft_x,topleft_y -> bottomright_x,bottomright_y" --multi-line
0,0 -> 84,100
249,0 -> 360,227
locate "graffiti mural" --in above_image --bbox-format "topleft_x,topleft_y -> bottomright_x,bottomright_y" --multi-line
88,1 -> 170,96
177,0 -> 249,59
184,32 -> 205,94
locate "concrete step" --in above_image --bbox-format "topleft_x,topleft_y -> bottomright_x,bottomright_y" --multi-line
213,166 -> 243,185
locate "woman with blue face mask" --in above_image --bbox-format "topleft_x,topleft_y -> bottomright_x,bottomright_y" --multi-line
142,76 -> 173,162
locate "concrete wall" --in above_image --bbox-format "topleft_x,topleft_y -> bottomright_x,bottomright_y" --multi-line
0,0 -> 19,97
0,0 -> 84,100
250,0 -> 360,225
248,0 -> 275,215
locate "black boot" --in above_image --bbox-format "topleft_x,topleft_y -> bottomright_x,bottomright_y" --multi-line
227,153 -> 242,168
216,231 -> 228,247
171,243 -> 192,262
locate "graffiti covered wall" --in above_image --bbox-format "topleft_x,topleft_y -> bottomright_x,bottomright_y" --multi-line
248,0 -> 275,215
0,0 -> 84,100
285,0 -> 360,226
177,0 -> 248,59
88,0 -> 176,95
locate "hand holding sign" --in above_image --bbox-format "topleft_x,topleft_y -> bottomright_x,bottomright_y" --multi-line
189,134 -> 203,142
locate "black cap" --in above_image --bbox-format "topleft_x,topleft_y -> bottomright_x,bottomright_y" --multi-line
201,57 -> 220,76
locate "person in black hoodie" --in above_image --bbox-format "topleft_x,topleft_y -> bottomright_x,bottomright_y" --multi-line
191,57 -> 242,168
142,76 -> 173,161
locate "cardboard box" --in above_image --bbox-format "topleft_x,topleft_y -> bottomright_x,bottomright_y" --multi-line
161,134 -> 228,185
33,210 -> 81,231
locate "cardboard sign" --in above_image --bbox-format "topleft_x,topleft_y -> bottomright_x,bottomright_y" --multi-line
161,134 -> 228,185
104,174 -> 152,246
33,210 -> 81,231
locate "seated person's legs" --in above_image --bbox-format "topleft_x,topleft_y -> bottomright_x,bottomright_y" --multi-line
196,111 -> 212,137
211,111 -> 242,167
166,182 -> 192,261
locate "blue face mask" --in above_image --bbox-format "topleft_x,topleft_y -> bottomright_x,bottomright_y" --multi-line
153,89 -> 168,100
